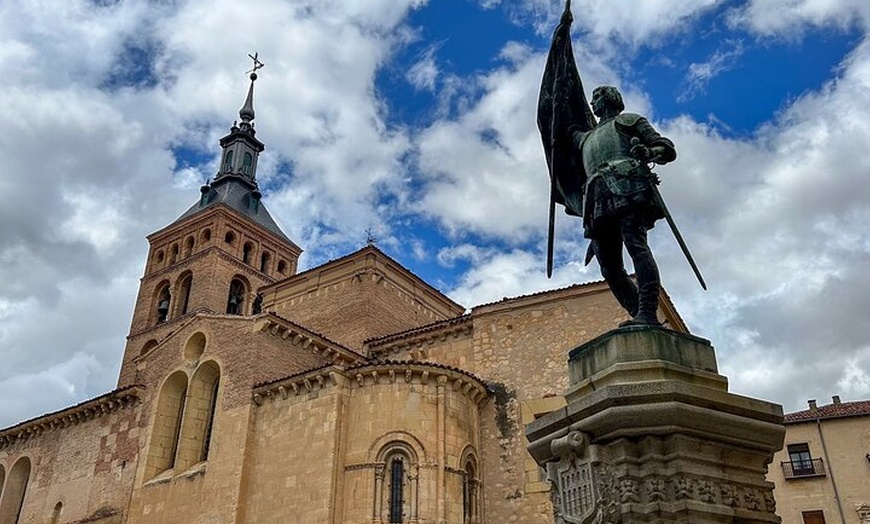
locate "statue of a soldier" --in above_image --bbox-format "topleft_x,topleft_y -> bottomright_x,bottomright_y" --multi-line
539,2 -> 702,327
572,86 -> 676,326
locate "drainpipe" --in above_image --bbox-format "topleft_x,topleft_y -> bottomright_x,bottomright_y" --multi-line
816,414 -> 846,524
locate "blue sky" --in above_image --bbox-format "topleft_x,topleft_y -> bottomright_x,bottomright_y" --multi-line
1,0 -> 870,427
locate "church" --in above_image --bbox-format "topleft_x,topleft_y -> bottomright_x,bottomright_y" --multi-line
0,71 -> 688,524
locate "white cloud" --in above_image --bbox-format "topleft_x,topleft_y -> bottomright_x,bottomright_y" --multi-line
730,0 -> 870,35
681,40 -> 745,102
407,45 -> 440,91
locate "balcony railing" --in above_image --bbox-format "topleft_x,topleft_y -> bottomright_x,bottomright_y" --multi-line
781,458 -> 826,479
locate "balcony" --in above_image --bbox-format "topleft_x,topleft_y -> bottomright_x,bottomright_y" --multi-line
782,458 -> 826,479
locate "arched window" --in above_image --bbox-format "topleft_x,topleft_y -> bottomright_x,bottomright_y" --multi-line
260,252 -> 271,273
226,278 -> 246,315
389,457 -> 405,523
175,361 -> 221,470
184,236 -> 195,257
170,244 -> 179,264
176,273 -> 193,317
372,439 -> 420,524
201,228 -> 212,243
224,231 -> 235,245
242,152 -> 253,174
50,502 -> 62,524
145,372 -> 187,479
460,447 -> 481,524
0,457 -> 31,524
463,458 -> 479,523
223,149 -> 234,172
155,250 -> 164,265
155,284 -> 171,325
242,242 -> 253,264
277,260 -> 287,275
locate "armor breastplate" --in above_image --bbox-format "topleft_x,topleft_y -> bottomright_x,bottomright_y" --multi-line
581,119 -> 634,176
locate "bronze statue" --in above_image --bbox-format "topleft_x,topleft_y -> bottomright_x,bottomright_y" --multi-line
538,1 -> 704,327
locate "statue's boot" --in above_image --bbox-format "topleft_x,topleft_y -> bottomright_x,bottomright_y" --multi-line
619,276 -> 661,327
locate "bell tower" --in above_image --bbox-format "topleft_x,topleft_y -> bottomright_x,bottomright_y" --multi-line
117,57 -> 302,387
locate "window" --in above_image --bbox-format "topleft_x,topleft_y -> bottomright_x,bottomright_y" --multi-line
389,457 -> 404,523
0,457 -> 31,524
51,502 -> 62,524
260,252 -> 271,273
223,150 -> 233,171
201,229 -> 212,243
226,278 -> 246,315
802,510 -> 826,524
224,231 -> 235,245
242,242 -> 253,264
242,152 -> 253,173
156,284 -> 171,324
176,273 -> 193,316
463,459 -> 479,523
170,244 -> 179,264
372,439 -> 420,524
782,443 -> 826,478
184,236 -> 195,257
277,260 -> 287,275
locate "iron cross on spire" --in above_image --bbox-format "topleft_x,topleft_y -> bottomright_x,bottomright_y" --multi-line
246,52 -> 265,75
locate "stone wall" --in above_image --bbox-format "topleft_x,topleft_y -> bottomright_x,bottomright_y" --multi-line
0,389 -> 141,524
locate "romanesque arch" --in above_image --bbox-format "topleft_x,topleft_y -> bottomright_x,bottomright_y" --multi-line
175,361 -> 221,471
460,445 -> 481,524
0,456 -> 31,524
371,435 -> 424,524
145,371 -> 188,478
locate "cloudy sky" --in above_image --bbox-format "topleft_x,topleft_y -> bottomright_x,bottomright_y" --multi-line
1,0 -> 869,428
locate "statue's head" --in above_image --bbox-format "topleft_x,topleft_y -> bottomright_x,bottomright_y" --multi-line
591,86 -> 624,118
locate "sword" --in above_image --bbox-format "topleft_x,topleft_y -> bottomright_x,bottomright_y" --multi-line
632,138 -> 707,290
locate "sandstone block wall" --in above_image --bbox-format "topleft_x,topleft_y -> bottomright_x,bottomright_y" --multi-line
124,315 -> 331,524
769,416 -> 870,524
0,392 -> 140,524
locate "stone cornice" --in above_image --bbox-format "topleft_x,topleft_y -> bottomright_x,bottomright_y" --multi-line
367,316 -> 473,359
252,366 -> 340,405
348,361 -> 489,407
0,386 -> 143,449
255,314 -> 368,366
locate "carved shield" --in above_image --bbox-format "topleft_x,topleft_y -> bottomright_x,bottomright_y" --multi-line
549,454 -> 598,523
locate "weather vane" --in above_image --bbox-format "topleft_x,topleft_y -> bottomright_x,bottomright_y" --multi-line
246,52 -> 265,76
365,227 -> 377,246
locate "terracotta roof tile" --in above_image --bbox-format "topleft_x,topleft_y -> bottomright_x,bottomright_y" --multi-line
785,399 -> 870,423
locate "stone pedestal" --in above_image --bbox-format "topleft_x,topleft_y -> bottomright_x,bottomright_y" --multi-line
526,326 -> 785,524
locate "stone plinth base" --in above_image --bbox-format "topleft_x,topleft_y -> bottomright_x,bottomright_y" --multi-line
526,326 -> 785,524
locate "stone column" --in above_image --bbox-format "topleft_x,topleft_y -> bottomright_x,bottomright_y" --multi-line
373,464 -> 385,524
526,326 -> 785,524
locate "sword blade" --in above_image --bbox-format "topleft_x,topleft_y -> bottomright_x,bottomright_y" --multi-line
652,185 -> 707,290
